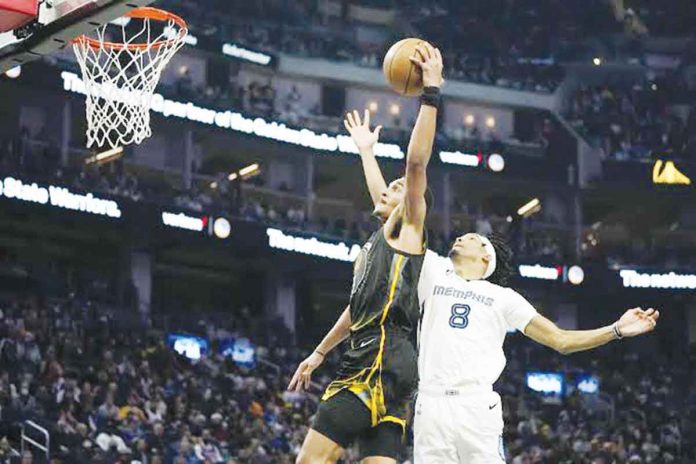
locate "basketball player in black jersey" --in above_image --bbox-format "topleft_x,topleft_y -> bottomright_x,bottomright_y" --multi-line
289,44 -> 444,464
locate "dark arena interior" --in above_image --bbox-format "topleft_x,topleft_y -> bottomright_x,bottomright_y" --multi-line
0,0 -> 695,463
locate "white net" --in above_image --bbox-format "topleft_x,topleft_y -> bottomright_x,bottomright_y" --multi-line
72,9 -> 187,149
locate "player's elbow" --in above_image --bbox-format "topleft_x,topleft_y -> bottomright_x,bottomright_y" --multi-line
406,157 -> 428,172
556,345 -> 572,356
554,333 -> 572,355
405,160 -> 428,188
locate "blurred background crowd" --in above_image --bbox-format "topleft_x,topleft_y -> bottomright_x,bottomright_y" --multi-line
0,0 -> 695,462
0,283 -> 693,463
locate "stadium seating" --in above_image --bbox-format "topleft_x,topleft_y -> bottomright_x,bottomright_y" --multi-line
0,288 -> 692,462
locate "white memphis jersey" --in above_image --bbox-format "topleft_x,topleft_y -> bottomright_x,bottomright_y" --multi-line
417,251 -> 538,388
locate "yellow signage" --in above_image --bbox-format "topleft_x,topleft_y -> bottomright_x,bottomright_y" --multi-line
652,160 -> 691,185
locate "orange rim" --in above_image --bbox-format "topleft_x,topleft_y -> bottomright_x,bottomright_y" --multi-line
71,7 -> 187,51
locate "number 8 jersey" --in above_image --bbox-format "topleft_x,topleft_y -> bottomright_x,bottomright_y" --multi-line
417,251 -> 538,388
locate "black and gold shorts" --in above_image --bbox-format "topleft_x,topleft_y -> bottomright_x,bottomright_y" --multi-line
312,389 -> 404,460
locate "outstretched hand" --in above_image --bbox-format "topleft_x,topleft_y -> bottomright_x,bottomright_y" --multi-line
344,109 -> 382,152
617,307 -> 660,337
287,351 -> 324,392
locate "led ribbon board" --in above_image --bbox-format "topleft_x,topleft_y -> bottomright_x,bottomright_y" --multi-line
439,150 -> 481,167
518,264 -> 584,285
60,72 -> 503,168
0,176 -> 121,218
61,72 -> 404,160
222,42 -> 273,66
266,227 -> 361,262
619,269 -> 696,290
519,264 -> 561,280
161,211 -> 207,231
161,211 -> 230,239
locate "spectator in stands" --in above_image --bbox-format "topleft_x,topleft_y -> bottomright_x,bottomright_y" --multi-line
475,214 -> 493,236
282,85 -> 303,125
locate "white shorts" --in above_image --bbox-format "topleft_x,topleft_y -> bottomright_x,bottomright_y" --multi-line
413,386 -> 506,464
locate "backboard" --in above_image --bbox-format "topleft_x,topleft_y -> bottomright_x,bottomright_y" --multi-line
0,0 -> 154,73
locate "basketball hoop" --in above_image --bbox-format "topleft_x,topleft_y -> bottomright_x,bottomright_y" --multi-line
72,7 -> 187,149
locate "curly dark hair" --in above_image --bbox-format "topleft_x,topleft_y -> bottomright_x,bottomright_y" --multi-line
486,234 -> 515,287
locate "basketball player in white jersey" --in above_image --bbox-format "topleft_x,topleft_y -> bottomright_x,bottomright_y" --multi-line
414,233 -> 660,463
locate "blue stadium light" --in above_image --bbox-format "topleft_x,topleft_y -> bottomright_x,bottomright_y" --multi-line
167,334 -> 209,361
526,372 -> 564,395
576,375 -> 600,394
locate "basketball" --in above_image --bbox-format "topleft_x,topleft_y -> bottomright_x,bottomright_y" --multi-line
383,38 -> 431,96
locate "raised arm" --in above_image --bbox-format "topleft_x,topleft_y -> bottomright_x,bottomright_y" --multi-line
344,109 -> 387,208
288,305 -> 352,392
403,44 -> 444,226
524,307 -> 659,355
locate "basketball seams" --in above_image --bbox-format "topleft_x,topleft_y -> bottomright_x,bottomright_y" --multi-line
384,38 -> 427,96
402,40 -> 422,96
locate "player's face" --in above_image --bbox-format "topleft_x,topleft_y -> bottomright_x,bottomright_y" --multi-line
373,177 -> 405,219
449,233 -> 489,261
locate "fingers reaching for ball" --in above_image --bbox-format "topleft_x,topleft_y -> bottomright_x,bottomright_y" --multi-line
409,43 -> 444,88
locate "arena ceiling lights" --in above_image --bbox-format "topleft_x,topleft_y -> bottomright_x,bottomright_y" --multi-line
517,198 -> 541,218
84,146 -> 123,166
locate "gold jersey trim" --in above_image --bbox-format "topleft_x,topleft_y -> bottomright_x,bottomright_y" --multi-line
322,254 -> 407,428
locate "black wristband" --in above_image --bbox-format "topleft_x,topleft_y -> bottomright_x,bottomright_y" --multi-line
612,322 -> 623,340
315,349 -> 326,357
420,86 -> 441,108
